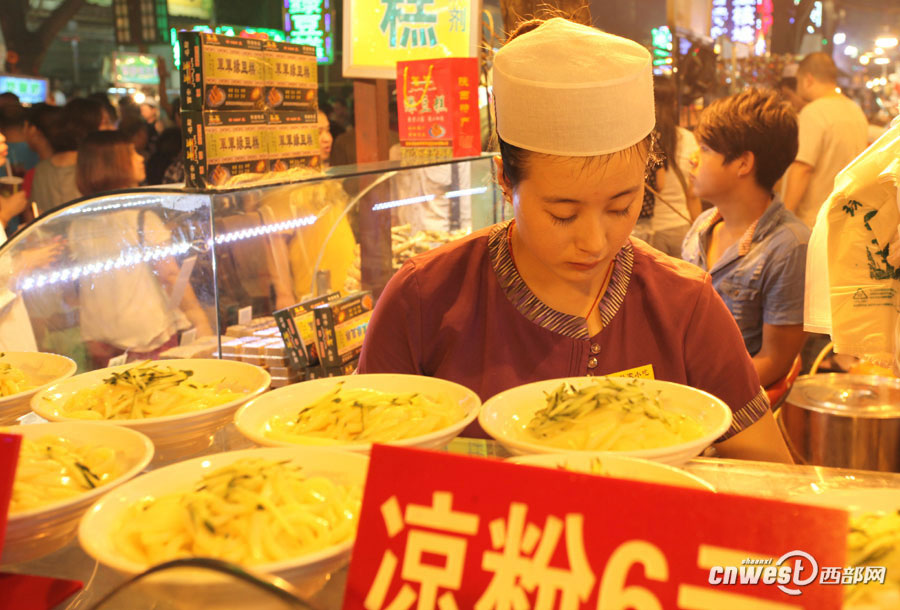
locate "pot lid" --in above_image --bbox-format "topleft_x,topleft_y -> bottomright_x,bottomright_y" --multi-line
786,374 -> 900,417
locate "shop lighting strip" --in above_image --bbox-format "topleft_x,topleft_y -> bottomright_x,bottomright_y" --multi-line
19,242 -> 192,292
16,184 -> 489,292
16,214 -> 320,292
212,214 -> 318,245
371,186 -> 489,212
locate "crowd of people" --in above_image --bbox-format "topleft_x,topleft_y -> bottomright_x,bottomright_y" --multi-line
637,51 -> 871,397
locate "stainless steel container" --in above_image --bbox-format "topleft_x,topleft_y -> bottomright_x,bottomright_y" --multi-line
779,374 -> 900,472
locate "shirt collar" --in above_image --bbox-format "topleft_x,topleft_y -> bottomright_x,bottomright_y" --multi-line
698,199 -> 785,263
488,220 -> 634,340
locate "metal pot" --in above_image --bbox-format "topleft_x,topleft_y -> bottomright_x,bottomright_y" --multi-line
778,374 -> 900,472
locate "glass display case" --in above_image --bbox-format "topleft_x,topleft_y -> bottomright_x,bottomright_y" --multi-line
0,155 -> 504,372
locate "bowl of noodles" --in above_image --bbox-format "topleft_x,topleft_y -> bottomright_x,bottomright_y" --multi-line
479,376 -> 732,465
78,447 -> 367,594
31,359 -> 271,464
507,453 -> 715,491
233,374 -> 481,454
2,421 -> 154,564
0,351 -> 77,425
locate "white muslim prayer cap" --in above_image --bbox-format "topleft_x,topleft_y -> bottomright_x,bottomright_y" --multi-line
493,18 -> 655,157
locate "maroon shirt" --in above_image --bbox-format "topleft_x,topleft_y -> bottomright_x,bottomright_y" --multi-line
359,221 -> 768,440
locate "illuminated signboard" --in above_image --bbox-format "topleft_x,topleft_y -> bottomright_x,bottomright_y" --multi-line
113,0 -> 169,45
0,75 -> 48,104
343,0 -> 480,79
110,53 -> 159,85
284,0 -> 334,65
651,25 -> 673,67
169,26 -> 287,68
709,0 -> 758,45
167,0 -> 212,19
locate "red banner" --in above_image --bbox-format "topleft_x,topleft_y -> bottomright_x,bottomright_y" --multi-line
396,57 -> 481,157
0,433 -> 22,554
344,445 -> 848,609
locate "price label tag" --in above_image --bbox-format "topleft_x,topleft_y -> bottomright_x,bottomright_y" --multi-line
344,446 -> 848,610
0,433 -> 22,554
180,328 -> 198,346
107,353 -> 128,367
238,306 -> 253,326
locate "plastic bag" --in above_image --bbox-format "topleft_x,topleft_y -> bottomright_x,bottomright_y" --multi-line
805,119 -> 900,367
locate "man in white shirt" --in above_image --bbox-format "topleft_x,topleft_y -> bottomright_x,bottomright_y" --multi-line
782,52 -> 868,227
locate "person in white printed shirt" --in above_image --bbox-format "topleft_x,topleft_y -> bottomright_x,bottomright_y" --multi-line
782,52 -> 868,227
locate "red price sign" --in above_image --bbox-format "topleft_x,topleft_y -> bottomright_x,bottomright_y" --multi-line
344,446 -> 847,610
0,433 -> 22,554
396,57 -> 481,157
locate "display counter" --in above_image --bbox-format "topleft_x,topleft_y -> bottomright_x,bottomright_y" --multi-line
0,155 -> 503,371
4,429 -> 900,609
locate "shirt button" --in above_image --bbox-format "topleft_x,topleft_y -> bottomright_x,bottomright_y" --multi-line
590,343 -> 601,354
587,357 -> 598,369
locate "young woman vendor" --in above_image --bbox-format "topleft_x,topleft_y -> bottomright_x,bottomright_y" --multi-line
359,18 -> 792,462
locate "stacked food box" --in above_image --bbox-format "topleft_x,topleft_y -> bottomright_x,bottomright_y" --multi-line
273,291 -> 373,381
179,32 -> 320,189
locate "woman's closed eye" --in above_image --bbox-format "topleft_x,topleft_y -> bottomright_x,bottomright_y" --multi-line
549,213 -> 577,226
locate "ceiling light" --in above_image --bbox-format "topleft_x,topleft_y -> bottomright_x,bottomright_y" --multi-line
875,36 -> 898,49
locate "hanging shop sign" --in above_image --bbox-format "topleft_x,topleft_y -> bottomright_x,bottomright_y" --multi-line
344,445 -> 850,609
396,57 -> 480,158
0,75 -> 48,105
109,52 -> 159,86
167,0 -> 213,19
284,0 -> 335,65
710,0 -> 758,46
112,0 -> 170,45
170,26 -> 287,69
343,0 -> 480,79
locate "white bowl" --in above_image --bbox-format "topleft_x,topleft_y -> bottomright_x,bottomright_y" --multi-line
31,359 -> 271,464
0,352 -> 77,425
508,453 -> 715,491
1,421 -> 154,565
234,374 -> 481,454
78,447 -> 368,593
479,376 -> 733,465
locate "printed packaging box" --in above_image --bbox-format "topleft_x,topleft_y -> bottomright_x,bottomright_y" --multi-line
182,110 -> 268,188
314,292 -> 374,368
274,292 -> 342,371
179,32 -> 266,111
267,110 -> 320,173
262,40 -> 318,112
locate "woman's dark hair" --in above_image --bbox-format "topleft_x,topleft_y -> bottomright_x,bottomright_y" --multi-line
653,75 -> 677,171
76,130 -> 138,196
26,103 -> 61,140
496,17 -> 656,191
87,92 -> 118,124
50,97 -> 105,152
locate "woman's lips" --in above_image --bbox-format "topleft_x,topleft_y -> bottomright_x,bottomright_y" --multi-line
566,260 -> 601,271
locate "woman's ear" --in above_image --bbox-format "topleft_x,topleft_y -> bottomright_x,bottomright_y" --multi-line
494,156 -> 511,200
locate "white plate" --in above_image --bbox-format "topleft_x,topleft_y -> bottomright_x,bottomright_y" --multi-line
508,453 -> 715,491
32,359 -> 271,464
234,374 -> 481,454
1,421 -> 154,564
78,446 -> 368,592
479,376 -> 732,465
0,352 -> 77,425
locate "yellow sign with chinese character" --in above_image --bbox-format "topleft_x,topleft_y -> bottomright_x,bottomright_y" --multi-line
607,364 -> 655,380
343,0 -> 480,79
